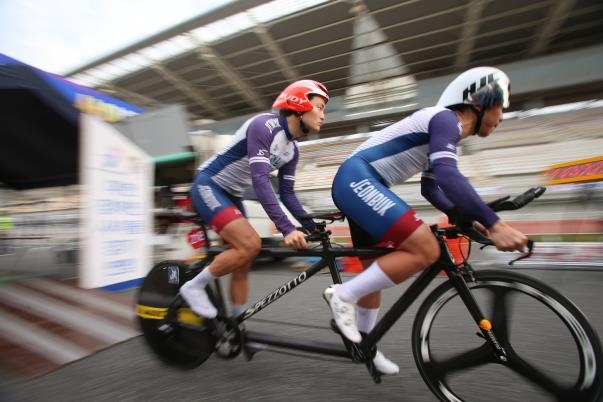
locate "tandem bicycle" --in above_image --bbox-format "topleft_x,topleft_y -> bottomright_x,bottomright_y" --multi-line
136,187 -> 602,401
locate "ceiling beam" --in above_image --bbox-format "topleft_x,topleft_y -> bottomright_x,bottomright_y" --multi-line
150,62 -> 228,120
253,22 -> 299,81
454,0 -> 487,69
66,0 -> 268,75
192,37 -> 269,110
528,0 -> 577,56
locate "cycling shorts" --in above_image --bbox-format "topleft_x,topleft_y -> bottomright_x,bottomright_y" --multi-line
331,158 -> 423,247
190,173 -> 246,234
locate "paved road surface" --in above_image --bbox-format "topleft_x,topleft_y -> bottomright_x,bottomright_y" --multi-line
1,263 -> 602,402
0,277 -> 137,379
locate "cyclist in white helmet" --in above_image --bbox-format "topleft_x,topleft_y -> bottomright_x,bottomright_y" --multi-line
325,67 -> 528,375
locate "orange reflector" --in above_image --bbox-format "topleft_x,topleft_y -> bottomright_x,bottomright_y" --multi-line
479,319 -> 492,331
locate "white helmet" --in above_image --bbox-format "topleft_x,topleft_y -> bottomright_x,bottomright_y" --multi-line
437,66 -> 510,109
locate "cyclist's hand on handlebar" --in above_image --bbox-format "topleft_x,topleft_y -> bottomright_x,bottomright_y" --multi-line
284,230 -> 309,249
487,221 -> 528,252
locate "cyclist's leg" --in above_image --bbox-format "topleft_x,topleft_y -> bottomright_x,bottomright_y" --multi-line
335,225 -> 439,315
224,197 -> 254,317
336,203 -> 439,298
340,256 -> 396,373
328,160 -> 439,340
229,261 -> 251,316
183,175 -> 261,317
344,204 -> 385,312
352,239 -> 398,374
365,225 -> 439,284
209,219 -> 260,276
182,222 -> 260,318
349,231 -> 437,375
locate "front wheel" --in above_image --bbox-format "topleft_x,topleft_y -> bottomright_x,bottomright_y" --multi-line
412,270 -> 602,402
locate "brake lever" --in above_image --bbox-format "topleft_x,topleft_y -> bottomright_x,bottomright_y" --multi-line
509,239 -> 534,266
457,224 -> 494,250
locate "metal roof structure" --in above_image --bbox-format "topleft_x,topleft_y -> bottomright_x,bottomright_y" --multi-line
67,0 -> 603,134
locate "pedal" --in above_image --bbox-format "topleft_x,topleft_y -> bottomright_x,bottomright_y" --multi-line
215,332 -> 241,359
214,319 -> 243,359
366,359 -> 382,384
243,344 -> 256,361
330,319 -> 358,350
243,341 -> 267,361
329,319 -> 370,364
240,329 -> 259,361
329,310 -> 383,383
363,341 -> 381,383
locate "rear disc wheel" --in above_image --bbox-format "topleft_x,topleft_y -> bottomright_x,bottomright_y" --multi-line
136,260 -> 216,369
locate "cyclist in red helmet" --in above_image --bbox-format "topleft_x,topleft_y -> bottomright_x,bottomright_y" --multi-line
181,80 -> 328,320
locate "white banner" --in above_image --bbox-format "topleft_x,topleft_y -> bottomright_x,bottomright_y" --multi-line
79,114 -> 154,289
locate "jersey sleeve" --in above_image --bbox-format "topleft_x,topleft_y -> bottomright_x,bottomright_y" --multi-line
278,149 -> 316,232
428,110 -> 499,228
420,170 -> 455,212
247,118 -> 298,236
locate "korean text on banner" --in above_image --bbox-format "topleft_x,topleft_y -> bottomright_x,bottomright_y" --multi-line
79,114 -> 154,289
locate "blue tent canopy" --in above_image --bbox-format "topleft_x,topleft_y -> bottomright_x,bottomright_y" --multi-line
0,54 -> 143,189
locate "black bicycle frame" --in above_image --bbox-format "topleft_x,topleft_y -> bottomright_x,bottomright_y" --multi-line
197,229 -> 481,362
238,247 -> 390,359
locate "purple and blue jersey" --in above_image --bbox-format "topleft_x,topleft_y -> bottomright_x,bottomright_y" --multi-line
333,106 -> 499,245
191,113 -> 313,236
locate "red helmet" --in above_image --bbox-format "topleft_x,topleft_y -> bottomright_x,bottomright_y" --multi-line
272,80 -> 329,113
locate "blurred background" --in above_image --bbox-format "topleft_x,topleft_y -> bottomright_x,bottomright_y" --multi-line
1,0 -> 601,277
0,0 -> 602,385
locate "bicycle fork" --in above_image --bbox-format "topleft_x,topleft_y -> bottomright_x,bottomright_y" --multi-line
447,267 -> 508,362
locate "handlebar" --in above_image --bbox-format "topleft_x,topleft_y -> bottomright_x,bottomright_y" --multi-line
487,186 -> 546,212
450,186 -> 546,265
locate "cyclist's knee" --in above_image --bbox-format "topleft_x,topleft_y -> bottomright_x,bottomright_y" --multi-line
423,236 -> 440,266
424,246 -> 440,267
238,234 -> 261,261
404,227 -> 440,267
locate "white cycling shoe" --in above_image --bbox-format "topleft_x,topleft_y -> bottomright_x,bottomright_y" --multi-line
323,286 -> 399,375
180,281 -> 217,318
323,285 -> 362,343
373,350 -> 399,375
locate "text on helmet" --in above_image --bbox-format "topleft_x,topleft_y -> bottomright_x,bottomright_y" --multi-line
462,73 -> 495,101
281,93 -> 309,106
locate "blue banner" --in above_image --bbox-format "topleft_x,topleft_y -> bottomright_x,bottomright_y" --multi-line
1,53 -> 144,122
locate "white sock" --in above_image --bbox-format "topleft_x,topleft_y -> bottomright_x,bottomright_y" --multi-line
231,303 -> 246,317
357,306 -> 379,334
337,261 -> 395,302
188,267 -> 217,288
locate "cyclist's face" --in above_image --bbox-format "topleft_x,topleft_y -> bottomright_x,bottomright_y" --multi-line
477,105 -> 504,137
300,96 -> 327,134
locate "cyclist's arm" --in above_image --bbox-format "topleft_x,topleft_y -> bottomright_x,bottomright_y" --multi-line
428,110 -> 499,229
278,152 -> 316,233
247,120 -> 298,236
420,170 -> 458,221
